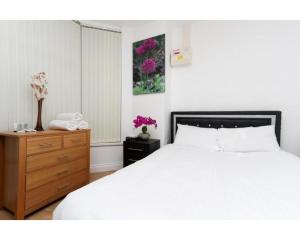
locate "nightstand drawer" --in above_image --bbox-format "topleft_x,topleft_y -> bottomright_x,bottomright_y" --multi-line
123,139 -> 160,167
125,150 -> 146,161
124,158 -> 140,166
124,143 -> 147,152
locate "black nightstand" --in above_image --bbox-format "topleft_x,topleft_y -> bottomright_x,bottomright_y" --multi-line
123,138 -> 160,167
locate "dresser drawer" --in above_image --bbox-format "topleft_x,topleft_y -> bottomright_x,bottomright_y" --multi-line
26,158 -> 88,191
25,170 -> 88,213
26,146 -> 87,172
64,133 -> 87,148
27,136 -> 62,155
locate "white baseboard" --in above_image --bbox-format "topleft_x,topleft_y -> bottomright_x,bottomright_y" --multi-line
90,162 -> 123,173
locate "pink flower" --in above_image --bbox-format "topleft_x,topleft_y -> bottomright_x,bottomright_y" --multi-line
133,115 -> 158,128
142,38 -> 157,51
134,38 -> 157,56
135,46 -> 146,55
141,58 -> 156,74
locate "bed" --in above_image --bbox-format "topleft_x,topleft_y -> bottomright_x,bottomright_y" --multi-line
53,111 -> 300,219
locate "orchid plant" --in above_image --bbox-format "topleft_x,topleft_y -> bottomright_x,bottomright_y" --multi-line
133,115 -> 158,136
30,72 -> 48,101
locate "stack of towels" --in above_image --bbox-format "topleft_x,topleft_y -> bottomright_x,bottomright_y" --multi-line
48,112 -> 89,131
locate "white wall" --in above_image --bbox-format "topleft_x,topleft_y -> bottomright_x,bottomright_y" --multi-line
171,21 -> 300,156
123,21 -> 172,145
0,20 -> 81,131
90,145 -> 123,172
123,20 -> 300,157
3,20 -> 300,173
96,22 -> 173,173
0,20 -> 124,173
0,20 -> 125,173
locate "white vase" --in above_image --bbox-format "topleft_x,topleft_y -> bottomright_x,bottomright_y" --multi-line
138,132 -> 150,140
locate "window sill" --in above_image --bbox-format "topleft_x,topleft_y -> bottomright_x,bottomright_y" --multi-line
90,142 -> 123,147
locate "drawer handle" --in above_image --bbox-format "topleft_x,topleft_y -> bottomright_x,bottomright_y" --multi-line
39,143 -> 53,149
57,183 -> 70,191
71,139 -> 81,143
127,147 -> 143,152
56,170 -> 69,176
127,158 -> 138,162
57,155 -> 69,161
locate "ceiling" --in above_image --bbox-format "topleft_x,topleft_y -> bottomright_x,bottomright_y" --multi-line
79,20 -> 190,32
80,20 -> 155,31
93,20 -> 154,28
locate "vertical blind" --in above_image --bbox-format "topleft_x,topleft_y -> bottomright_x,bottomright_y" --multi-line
81,27 -> 122,144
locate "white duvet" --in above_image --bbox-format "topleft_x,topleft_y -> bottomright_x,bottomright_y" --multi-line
53,144 -> 300,219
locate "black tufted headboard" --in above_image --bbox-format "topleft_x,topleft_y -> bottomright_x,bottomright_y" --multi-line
171,111 -> 281,145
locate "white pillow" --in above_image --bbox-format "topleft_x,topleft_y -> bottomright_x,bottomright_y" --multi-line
174,124 -> 219,151
217,125 -> 280,152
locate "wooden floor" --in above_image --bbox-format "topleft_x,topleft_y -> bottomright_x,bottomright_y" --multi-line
0,171 -> 115,220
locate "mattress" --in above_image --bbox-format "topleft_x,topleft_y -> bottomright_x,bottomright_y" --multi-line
53,144 -> 300,219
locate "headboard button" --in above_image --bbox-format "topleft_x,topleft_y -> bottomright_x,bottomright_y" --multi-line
208,124 -> 211,127
234,125 -> 238,128
220,124 -> 224,128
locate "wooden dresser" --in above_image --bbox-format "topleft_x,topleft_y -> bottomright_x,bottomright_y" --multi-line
0,129 -> 90,219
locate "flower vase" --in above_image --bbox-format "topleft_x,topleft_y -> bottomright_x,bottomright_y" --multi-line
35,99 -> 44,131
138,126 -> 150,140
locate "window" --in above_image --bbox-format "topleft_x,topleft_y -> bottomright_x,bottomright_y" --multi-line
81,27 -> 122,144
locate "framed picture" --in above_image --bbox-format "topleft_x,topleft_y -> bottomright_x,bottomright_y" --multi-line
133,34 -> 165,95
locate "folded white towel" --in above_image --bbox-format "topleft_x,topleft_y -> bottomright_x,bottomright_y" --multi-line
48,120 -> 77,131
77,120 -> 88,130
56,112 -> 83,122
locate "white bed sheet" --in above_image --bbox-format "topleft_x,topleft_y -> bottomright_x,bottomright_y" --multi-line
53,144 -> 300,219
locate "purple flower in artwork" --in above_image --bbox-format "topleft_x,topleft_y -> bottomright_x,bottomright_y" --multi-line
141,58 -> 156,74
135,46 -> 146,55
142,38 -> 157,51
133,115 -> 158,128
134,38 -> 157,56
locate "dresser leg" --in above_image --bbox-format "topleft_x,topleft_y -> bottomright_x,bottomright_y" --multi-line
16,210 -> 25,220
16,137 -> 26,220
0,136 -> 4,210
